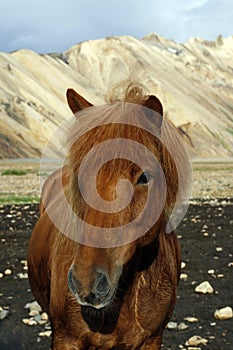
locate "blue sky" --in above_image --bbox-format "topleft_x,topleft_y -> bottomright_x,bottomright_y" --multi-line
0,0 -> 232,53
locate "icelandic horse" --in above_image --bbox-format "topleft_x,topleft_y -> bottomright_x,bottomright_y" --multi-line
28,83 -> 191,349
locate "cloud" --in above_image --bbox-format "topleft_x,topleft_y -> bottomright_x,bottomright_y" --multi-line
184,0 -> 209,11
9,34 -> 40,50
0,0 -> 232,53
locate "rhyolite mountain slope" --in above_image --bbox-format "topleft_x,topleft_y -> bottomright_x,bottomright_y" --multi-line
0,33 -> 233,159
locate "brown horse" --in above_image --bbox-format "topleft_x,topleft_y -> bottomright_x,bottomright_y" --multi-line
28,83 -> 190,349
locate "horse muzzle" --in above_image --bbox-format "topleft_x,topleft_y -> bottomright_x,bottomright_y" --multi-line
68,267 -> 117,309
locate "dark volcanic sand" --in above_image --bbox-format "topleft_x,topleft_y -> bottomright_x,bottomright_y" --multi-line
0,201 -> 232,350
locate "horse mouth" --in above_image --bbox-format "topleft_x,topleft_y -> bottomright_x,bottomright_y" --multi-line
74,284 -> 117,310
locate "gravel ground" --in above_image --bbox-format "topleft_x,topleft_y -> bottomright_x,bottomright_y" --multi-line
0,161 -> 233,199
0,162 -> 232,349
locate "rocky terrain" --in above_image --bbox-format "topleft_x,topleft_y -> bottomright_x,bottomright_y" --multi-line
0,199 -> 232,350
0,33 -> 233,159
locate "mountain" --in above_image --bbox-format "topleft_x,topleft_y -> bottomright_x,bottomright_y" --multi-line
0,33 -> 233,159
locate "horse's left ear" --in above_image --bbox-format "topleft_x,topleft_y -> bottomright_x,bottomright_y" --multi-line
143,95 -> 163,129
66,88 -> 93,114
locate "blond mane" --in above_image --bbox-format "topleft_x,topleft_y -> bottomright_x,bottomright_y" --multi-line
106,81 -> 149,104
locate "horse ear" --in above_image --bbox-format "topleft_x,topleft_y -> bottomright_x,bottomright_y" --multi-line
66,88 -> 93,114
143,95 -> 163,128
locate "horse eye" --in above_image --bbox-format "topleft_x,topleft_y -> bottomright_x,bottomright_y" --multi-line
137,172 -> 151,185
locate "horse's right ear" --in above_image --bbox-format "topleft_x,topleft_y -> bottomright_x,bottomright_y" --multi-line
143,95 -> 163,129
66,88 -> 93,114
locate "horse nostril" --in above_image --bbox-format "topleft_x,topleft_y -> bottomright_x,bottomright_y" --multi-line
68,269 -> 82,295
94,272 -> 110,298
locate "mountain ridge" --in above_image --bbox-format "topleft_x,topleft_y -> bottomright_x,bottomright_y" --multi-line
0,33 -> 233,159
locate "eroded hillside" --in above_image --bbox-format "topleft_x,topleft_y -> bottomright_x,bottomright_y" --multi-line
0,34 -> 233,159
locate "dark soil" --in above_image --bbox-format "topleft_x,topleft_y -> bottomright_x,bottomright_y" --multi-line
0,201 -> 232,350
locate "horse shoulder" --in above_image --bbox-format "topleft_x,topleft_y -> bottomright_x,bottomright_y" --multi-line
40,166 -> 70,215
